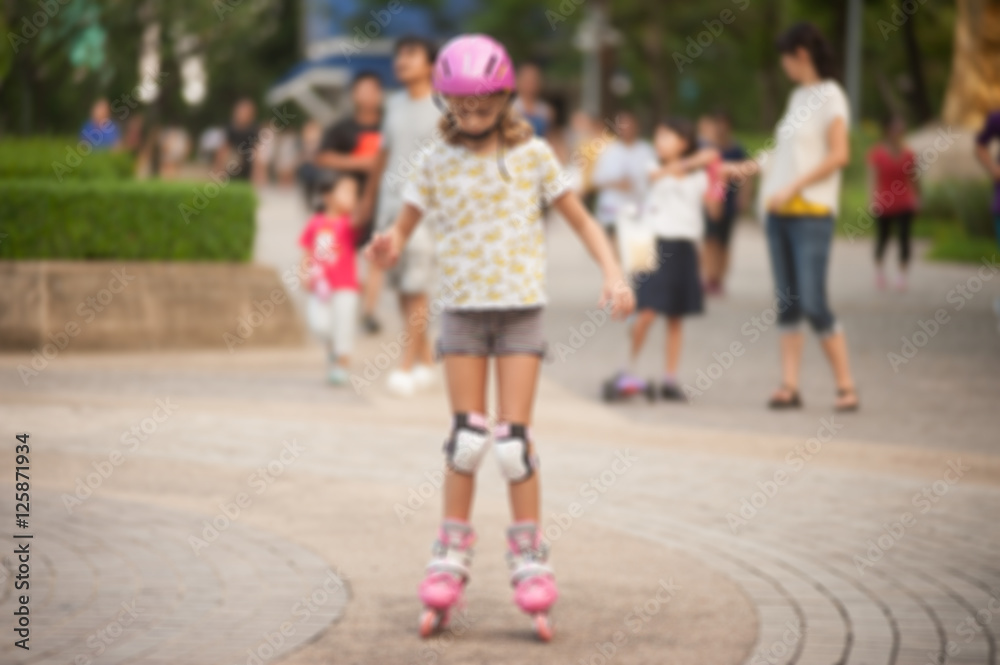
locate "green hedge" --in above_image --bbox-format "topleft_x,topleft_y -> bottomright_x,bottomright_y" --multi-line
926,225 -> 999,264
921,179 -> 995,239
0,180 -> 256,261
0,137 -> 134,181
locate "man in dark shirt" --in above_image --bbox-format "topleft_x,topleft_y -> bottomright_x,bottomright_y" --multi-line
316,71 -> 383,194
215,98 -> 261,182
312,71 -> 384,333
703,110 -> 748,295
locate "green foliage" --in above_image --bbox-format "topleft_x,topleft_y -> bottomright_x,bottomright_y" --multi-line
1,0 -> 298,136
921,179 -> 996,239
0,137 -> 134,181
926,224 -> 998,264
421,0 -> 957,132
0,179 -> 255,261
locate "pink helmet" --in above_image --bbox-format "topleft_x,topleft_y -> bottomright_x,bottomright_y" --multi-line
433,34 -> 515,96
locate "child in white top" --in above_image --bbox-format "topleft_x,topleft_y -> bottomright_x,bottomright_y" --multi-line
615,117 -> 724,401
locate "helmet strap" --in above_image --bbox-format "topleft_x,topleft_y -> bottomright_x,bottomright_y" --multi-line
437,93 -> 515,143
434,93 -> 516,181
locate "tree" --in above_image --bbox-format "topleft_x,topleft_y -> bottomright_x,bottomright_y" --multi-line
0,0 -> 298,135
942,0 -> 1000,128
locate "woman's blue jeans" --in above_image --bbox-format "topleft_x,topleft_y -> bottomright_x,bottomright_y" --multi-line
765,213 -> 838,337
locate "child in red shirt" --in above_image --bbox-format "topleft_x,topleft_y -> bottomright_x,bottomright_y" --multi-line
298,174 -> 362,384
867,115 -> 920,291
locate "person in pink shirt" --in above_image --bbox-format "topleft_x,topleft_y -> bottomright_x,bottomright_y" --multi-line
299,173 -> 362,384
867,114 -> 920,291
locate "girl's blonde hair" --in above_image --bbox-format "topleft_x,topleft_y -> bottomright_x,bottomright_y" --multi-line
438,95 -> 534,148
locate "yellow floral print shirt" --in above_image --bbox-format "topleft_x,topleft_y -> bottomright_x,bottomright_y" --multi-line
402,137 -> 569,310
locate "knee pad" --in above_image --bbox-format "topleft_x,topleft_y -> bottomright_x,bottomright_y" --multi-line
494,422 -> 536,482
444,412 -> 490,474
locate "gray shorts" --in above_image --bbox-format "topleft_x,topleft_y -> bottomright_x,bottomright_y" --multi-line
437,307 -> 547,358
388,223 -> 434,294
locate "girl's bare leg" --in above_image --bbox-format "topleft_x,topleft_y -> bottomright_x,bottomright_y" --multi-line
666,317 -> 683,376
702,240 -> 719,284
443,355 -> 489,521
400,293 -> 430,371
630,309 -> 657,364
496,354 -> 542,522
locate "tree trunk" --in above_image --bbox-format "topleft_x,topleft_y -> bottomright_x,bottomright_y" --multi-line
901,7 -> 933,123
942,0 -> 1000,129
757,0 -> 782,131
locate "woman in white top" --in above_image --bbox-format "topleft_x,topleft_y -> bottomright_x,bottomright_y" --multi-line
747,22 -> 859,411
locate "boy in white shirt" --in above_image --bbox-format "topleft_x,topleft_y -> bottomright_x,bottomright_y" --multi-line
591,110 -> 657,240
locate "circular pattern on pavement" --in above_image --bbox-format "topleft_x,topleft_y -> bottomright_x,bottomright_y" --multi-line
0,491 -> 347,665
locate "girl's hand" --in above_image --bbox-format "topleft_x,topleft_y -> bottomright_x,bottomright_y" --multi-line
600,276 -> 635,320
364,230 -> 400,269
766,184 -> 798,212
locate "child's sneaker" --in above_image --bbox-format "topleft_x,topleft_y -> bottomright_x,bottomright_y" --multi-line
614,372 -> 646,393
660,378 -> 686,402
362,313 -> 381,335
412,364 -> 435,390
327,366 -> 350,386
387,369 -> 416,396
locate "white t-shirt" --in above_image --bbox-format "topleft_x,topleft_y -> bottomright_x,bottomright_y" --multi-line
591,139 -> 658,226
641,170 -> 709,241
402,137 -> 570,310
377,90 -> 442,230
759,80 -> 850,217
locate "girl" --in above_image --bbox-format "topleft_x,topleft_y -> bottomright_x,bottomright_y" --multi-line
612,117 -> 724,401
868,114 -> 919,291
366,34 -> 633,641
299,173 -> 362,385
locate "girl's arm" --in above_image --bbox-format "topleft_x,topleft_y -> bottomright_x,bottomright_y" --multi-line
552,192 -> 635,319
364,203 -> 423,268
767,116 -> 849,210
661,146 -> 721,177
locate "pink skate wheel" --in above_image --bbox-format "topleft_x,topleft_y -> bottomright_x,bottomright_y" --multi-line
419,609 -> 440,638
534,613 -> 553,642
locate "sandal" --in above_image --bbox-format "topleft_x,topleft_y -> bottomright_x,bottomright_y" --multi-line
768,385 -> 802,410
835,387 -> 860,413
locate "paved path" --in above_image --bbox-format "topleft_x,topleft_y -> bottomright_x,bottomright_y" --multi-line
0,491 -> 346,665
540,215 -> 1000,456
1,187 -> 998,665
